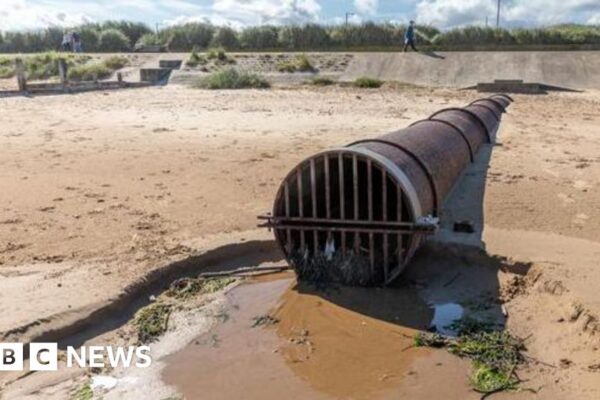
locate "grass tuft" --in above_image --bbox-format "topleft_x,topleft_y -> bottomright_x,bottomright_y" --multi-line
67,63 -> 112,81
206,47 -> 235,64
103,55 -> 129,70
277,53 -> 315,73
134,303 -> 172,344
194,68 -> 270,89
166,276 -> 236,299
67,56 -> 128,81
71,382 -> 93,400
311,77 -> 335,86
470,363 -> 519,393
186,48 -> 208,67
416,317 -> 525,395
353,76 -> 384,88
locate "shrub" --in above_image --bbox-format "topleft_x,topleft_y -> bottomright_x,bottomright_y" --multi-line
100,21 -> 152,47
239,26 -> 279,49
279,24 -> 330,49
353,76 -> 384,88
186,48 -> 208,67
165,23 -> 214,51
98,28 -> 131,52
135,33 -> 166,49
210,27 -> 239,49
195,68 -> 270,89
79,27 -> 100,52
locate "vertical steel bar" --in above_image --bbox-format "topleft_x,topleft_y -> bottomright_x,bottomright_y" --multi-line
324,155 -> 331,219
310,159 -> 318,254
352,155 -> 360,252
284,182 -> 291,252
353,155 -> 359,221
369,233 -> 375,278
367,160 -> 374,276
297,168 -> 305,250
382,169 -> 389,281
324,155 -> 332,245
338,154 -> 346,253
367,159 -> 373,222
396,184 -> 403,267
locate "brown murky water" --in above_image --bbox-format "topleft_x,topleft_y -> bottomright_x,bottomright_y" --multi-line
162,277 -> 461,400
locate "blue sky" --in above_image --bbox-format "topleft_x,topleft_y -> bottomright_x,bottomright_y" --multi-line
1,0 -> 599,32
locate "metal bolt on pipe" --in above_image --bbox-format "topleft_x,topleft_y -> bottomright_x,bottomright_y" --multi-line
259,94 -> 513,286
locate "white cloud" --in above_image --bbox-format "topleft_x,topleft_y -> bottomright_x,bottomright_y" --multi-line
415,0 -> 600,29
355,0 -> 378,15
0,0 -> 96,31
165,0 -> 322,27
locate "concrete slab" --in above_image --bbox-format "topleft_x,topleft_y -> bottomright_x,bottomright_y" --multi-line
342,51 -> 600,89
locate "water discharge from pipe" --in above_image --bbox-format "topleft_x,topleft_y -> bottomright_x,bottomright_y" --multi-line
259,94 -> 513,286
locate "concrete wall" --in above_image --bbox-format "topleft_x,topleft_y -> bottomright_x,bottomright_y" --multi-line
341,51 -> 600,89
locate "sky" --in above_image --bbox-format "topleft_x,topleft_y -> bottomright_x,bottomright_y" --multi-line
0,0 -> 599,32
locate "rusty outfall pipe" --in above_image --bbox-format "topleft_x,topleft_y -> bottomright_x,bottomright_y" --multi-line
259,94 -> 513,286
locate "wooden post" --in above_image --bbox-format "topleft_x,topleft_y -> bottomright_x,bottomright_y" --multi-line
15,58 -> 27,92
58,58 -> 68,87
117,72 -> 123,87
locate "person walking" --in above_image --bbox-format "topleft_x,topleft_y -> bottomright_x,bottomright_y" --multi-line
403,20 -> 418,52
61,31 -> 72,52
72,31 -> 82,53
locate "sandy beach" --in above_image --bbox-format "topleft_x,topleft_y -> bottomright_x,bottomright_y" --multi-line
1,83 -> 600,399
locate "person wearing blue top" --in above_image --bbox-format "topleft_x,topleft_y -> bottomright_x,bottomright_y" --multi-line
403,20 -> 418,52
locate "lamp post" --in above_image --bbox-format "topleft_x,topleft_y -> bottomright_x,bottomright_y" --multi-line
345,12 -> 355,27
496,0 -> 501,28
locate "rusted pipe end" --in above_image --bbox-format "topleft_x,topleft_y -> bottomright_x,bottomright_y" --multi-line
264,96 -> 512,286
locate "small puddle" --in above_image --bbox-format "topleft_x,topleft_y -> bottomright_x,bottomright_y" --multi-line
163,278 -> 437,400
429,303 -> 464,336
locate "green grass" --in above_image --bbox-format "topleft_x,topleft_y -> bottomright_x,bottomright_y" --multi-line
311,77 -> 335,86
206,47 -> 235,64
195,68 -> 270,89
415,318 -> 525,395
166,276 -> 236,299
277,53 -> 315,73
134,303 -> 172,344
67,63 -> 113,81
470,363 -> 519,393
67,56 -> 129,81
186,49 -> 208,67
201,277 -> 236,293
26,52 -> 90,80
353,76 -> 384,88
103,55 -> 129,70
71,382 -> 93,400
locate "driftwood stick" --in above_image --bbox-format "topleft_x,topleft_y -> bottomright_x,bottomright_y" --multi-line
199,265 -> 292,278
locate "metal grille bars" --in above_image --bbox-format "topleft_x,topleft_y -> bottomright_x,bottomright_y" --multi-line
259,94 -> 513,286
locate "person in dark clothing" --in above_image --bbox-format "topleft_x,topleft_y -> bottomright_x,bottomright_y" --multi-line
403,20 -> 418,52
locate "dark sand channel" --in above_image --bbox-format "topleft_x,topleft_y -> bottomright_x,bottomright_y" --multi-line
162,275 -> 475,399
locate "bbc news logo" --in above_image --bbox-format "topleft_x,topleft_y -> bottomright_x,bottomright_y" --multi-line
1,343 -> 151,371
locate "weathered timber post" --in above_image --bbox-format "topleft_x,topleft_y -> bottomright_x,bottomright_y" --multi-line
15,58 -> 27,92
58,58 -> 68,89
